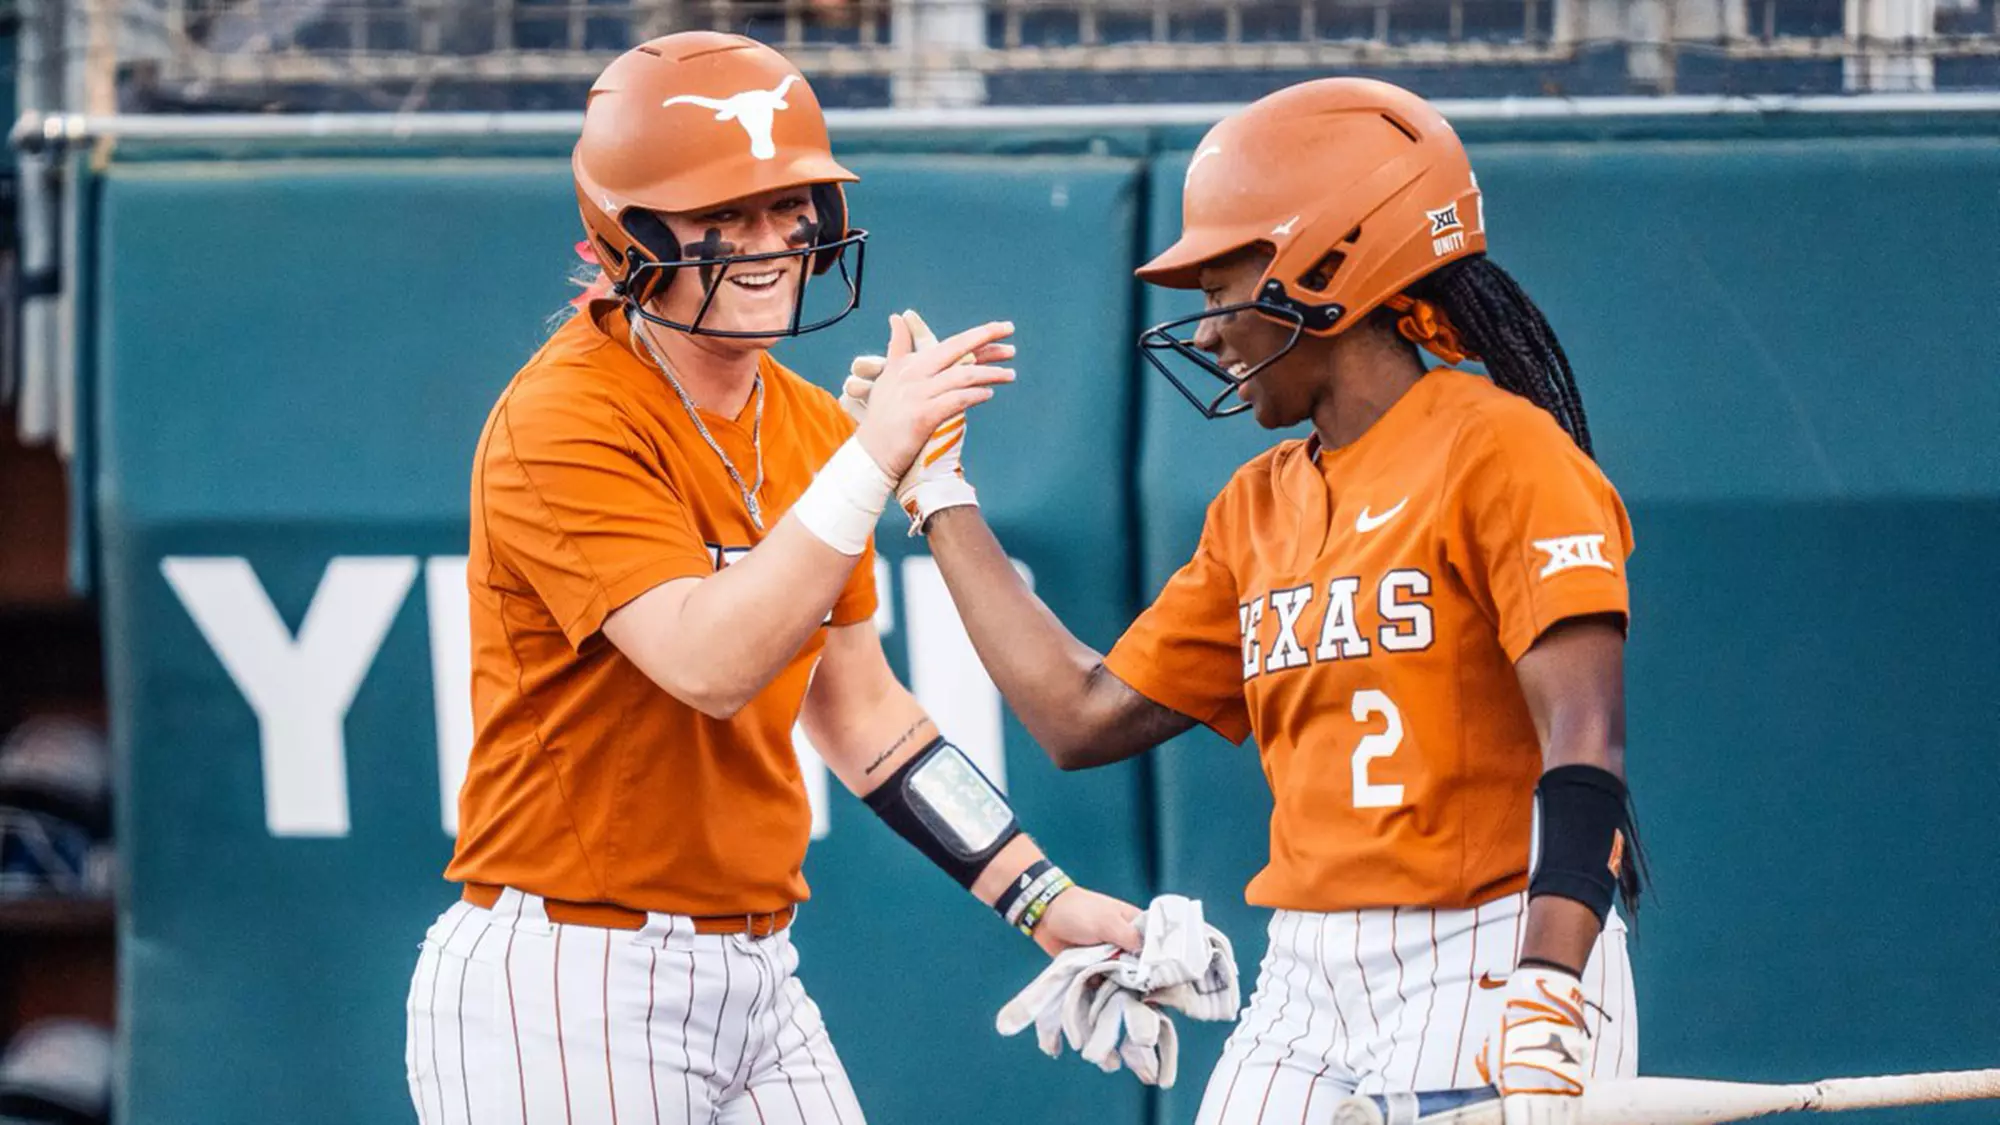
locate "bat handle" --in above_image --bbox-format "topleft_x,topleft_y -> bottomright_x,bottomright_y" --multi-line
1811,1069 -> 2000,1112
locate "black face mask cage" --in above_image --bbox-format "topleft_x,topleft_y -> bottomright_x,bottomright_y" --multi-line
617,231 -> 869,339
1136,299 -> 1308,419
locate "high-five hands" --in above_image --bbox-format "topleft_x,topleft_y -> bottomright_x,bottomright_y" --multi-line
844,309 -> 1011,533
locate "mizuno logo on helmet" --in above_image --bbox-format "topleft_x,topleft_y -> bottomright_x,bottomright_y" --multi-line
662,74 -> 800,160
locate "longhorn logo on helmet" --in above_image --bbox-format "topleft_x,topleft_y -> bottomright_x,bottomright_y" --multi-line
662,74 -> 800,160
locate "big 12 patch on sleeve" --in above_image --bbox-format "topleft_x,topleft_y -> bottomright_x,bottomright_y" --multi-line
1531,533 -> 1615,580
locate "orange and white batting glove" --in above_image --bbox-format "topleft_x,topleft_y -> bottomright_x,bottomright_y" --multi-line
842,309 -> 978,535
1476,964 -> 1593,1125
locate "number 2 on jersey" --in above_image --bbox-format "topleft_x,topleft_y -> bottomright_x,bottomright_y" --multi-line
1350,689 -> 1405,809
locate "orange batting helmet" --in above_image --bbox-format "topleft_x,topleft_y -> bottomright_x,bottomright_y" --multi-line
572,32 -> 866,337
1137,77 -> 1484,416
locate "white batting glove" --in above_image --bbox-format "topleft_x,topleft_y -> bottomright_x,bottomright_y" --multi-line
997,942 -> 1117,1060
1111,991 -> 1180,1088
1062,962 -> 1181,1088
1476,965 -> 1594,1125
1075,973 -> 1127,1073
1060,956 -> 1135,1055
1130,895 -> 1241,1023
843,309 -> 979,535
996,898 -> 1230,1090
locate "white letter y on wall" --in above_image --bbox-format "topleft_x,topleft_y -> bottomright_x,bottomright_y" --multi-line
162,556 -> 417,837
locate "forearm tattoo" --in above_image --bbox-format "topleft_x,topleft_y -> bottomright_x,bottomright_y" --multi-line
864,718 -> 929,775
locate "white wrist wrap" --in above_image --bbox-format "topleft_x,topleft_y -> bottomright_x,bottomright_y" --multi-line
793,437 -> 895,556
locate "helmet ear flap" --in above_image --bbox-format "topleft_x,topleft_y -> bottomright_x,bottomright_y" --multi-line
619,208 -> 682,302
809,183 -> 848,276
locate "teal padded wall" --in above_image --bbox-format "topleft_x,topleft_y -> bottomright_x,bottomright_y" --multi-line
85,121 -> 2000,1125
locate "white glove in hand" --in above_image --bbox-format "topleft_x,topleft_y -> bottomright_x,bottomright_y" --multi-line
1063,965 -> 1180,1088
842,308 -> 978,534
1130,894 -> 1241,1022
997,943 -> 1117,1059
1112,991 -> 1179,1088
1476,965 -> 1594,1125
1060,957 -> 1135,1055
1076,976 -> 1127,1073
1001,945 -> 1182,1087
996,894 -> 1237,1090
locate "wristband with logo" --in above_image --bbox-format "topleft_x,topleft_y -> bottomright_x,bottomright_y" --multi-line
1013,872 -> 1075,938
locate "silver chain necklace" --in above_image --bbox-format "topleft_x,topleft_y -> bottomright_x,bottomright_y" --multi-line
630,312 -> 767,531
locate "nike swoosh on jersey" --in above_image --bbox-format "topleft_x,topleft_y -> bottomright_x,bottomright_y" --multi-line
1355,497 -> 1409,533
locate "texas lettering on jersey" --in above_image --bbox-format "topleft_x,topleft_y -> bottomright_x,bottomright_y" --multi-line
1239,568 -> 1435,680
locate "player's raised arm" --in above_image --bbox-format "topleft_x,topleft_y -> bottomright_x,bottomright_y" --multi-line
602,316 -> 1014,718
843,310 -> 1203,768
925,508 -> 1198,768
798,617 -> 1143,954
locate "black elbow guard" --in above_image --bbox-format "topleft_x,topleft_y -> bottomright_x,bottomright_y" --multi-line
863,737 -> 1022,889
1528,764 -> 1633,923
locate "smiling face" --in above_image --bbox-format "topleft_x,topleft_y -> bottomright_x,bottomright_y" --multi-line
1189,244 -> 1327,430
649,184 -> 820,346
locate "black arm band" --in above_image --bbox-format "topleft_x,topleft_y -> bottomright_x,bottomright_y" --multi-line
1528,764 -> 1630,923
862,737 -> 1022,889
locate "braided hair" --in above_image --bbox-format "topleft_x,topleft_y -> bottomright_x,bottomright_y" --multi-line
1408,255 -> 1596,459
1401,254 -> 1647,921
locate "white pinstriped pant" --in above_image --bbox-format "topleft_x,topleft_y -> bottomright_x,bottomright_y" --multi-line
1196,892 -> 1637,1124
404,889 -> 865,1125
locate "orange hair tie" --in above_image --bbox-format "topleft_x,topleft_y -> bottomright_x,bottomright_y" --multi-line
1385,294 -> 1478,366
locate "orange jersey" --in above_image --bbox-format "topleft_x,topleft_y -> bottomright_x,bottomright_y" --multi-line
445,301 -> 876,916
1105,371 -> 1632,913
